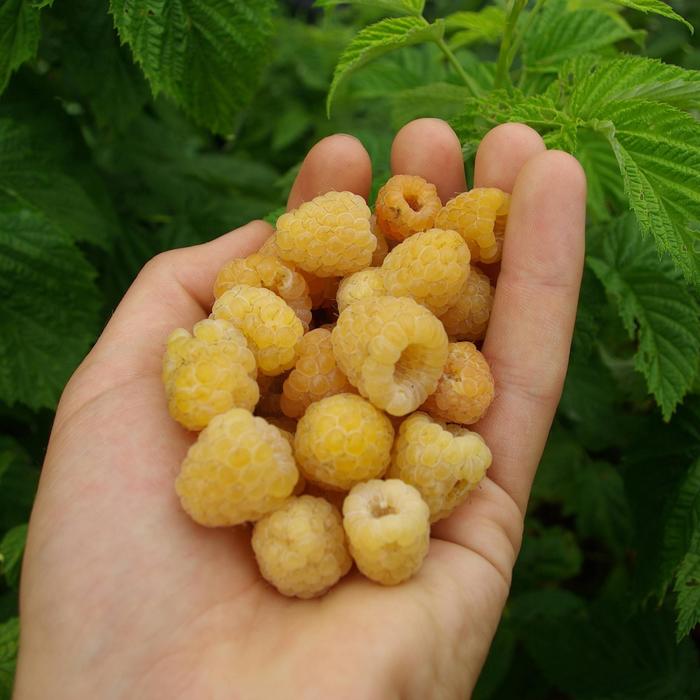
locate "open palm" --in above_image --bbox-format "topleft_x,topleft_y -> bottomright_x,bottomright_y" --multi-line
15,120 -> 585,700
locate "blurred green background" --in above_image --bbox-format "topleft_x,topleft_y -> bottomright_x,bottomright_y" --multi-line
1,1 -> 699,697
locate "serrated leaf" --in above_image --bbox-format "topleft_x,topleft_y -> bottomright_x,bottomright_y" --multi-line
0,210 -> 101,409
608,0 -> 693,32
0,1 -> 43,94
0,618 -> 19,700
588,215 -> 700,418
110,0 -> 275,134
326,16 -> 444,116
315,0 -> 424,16
0,525 -> 27,589
445,6 -> 505,49
568,56 -> 700,115
591,101 -> 700,284
523,0 -> 642,71
674,528 -> 700,640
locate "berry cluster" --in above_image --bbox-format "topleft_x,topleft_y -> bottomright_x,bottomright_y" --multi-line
162,176 -> 505,598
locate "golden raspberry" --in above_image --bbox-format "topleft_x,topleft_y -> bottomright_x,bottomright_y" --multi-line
336,268 -> 385,312
212,284 -> 303,376
370,215 -> 390,265
252,495 -> 351,598
214,253 -> 312,330
162,319 -> 258,431
294,393 -> 394,491
343,479 -> 430,585
280,329 -> 354,418
176,409 -> 299,526
438,266 -> 494,341
435,188 -> 510,264
375,174 -> 442,242
422,342 -> 495,425
380,228 -> 470,316
388,412 -> 492,522
332,296 -> 448,416
275,191 -> 374,277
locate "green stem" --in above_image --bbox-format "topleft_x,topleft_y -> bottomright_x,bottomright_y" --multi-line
494,0 -> 528,90
435,36 -> 482,97
507,0 -> 546,76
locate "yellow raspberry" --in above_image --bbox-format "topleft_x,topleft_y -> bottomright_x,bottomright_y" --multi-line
370,215 -> 390,265
280,329 -> 354,418
435,188 -> 510,264
294,393 -> 394,491
214,253 -> 312,331
212,284 -> 303,376
252,495 -> 351,598
438,266 -> 494,341
176,409 -> 299,526
422,342 -> 495,425
380,228 -> 471,316
275,191 -> 374,277
343,479 -> 430,585
375,174 -> 442,241
388,412 -> 492,522
332,296 -> 448,416
162,319 -> 258,431
336,268 -> 386,312
258,232 -> 340,308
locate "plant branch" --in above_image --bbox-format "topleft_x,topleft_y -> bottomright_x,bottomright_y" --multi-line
435,36 -> 482,97
494,0 -> 528,90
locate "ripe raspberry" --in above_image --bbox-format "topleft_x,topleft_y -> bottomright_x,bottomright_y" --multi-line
332,296 -> 448,416
370,215 -> 389,266
162,319 -> 258,431
343,479 -> 430,585
252,495 -> 351,598
388,412 -> 492,522
214,253 -> 312,330
435,188 -> 510,264
375,174 -> 442,242
294,393 -> 394,491
212,284 -> 303,376
422,342 -> 495,425
336,268 -> 385,312
176,409 -> 299,526
280,329 -> 354,418
275,191 -> 374,277
380,228 -> 470,316
438,266 -> 494,341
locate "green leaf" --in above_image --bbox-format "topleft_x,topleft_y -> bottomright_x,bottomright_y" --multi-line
607,0 -> 693,33
588,215 -> 700,419
523,0 -> 642,71
0,525 -> 27,589
326,16 -> 444,116
390,83 -> 473,126
315,0 -> 425,16
0,618 -> 19,700
109,0 -> 275,134
591,101 -> 700,284
0,438 -> 38,531
445,6 -> 505,49
674,528 -> 700,640
0,0 -> 44,94
515,522 -> 583,587
568,56 -> 700,115
0,210 -> 101,409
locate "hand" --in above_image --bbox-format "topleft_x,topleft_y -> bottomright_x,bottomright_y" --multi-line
15,119 -> 586,699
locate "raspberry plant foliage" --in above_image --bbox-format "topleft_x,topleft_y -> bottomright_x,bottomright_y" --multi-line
1,0 -> 700,695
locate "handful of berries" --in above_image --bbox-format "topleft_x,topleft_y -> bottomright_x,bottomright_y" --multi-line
162,175 -> 509,598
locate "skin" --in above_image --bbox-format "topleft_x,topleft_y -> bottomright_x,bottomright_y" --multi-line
14,119 -> 586,700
